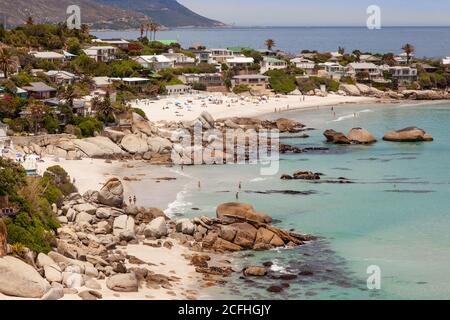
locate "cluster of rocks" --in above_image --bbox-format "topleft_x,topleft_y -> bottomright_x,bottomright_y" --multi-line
0,177 -> 313,299
336,84 -> 450,100
15,111 -> 307,166
281,171 -> 323,180
324,128 -> 377,144
188,203 -> 314,252
324,127 -> 433,144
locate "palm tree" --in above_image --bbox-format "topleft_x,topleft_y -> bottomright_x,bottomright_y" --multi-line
151,23 -> 160,41
28,100 -> 45,134
265,39 -> 275,51
401,43 -> 415,64
338,46 -> 345,55
0,48 -> 15,79
60,85 -> 80,108
140,24 -> 145,39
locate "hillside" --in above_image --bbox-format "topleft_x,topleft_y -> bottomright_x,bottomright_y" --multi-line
0,0 -> 149,29
96,0 -> 225,27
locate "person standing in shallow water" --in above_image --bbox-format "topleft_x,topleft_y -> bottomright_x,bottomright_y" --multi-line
129,196 -> 132,205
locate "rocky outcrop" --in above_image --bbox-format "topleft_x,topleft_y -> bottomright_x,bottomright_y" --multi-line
383,127 -> 434,142
191,203 -> 314,252
216,202 -> 272,224
0,256 -> 50,298
323,129 -> 351,144
339,84 -> 361,96
98,178 -> 124,208
347,128 -> 377,144
120,134 -> 149,154
274,118 -> 305,133
0,219 -> 7,257
144,217 -> 168,239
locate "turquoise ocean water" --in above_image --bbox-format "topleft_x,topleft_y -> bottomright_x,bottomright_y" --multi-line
162,102 -> 450,300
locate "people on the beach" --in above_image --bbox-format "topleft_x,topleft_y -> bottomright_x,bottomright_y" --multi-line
238,181 -> 242,190
129,196 -> 132,205
236,192 -> 239,200
133,195 -> 137,204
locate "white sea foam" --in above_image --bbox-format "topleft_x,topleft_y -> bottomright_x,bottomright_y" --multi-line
270,259 -> 287,273
250,177 -> 270,182
164,189 -> 193,218
328,109 -> 374,123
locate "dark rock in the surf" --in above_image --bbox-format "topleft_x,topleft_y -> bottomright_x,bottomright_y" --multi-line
267,285 -> 284,293
274,118 -> 305,133
383,127 -> 433,142
280,174 -> 293,180
323,129 -> 351,144
292,171 -> 322,180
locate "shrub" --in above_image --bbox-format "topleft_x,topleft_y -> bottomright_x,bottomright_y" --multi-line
340,76 -> 356,85
6,213 -> 52,253
132,108 -> 147,120
76,118 -> 104,137
266,70 -> 296,94
233,84 -> 251,94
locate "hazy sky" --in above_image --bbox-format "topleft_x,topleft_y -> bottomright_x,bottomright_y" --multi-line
179,0 -> 450,26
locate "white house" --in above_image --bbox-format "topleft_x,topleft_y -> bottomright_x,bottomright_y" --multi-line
133,55 -> 174,70
318,62 -> 345,79
92,38 -> 130,50
30,51 -> 65,63
290,57 -> 316,74
346,63 -> 383,81
225,56 -> 255,68
179,73 -> 224,87
208,49 -> 234,64
162,49 -> 196,65
83,46 -> 118,63
359,54 -> 382,64
442,57 -> 450,65
260,56 -> 287,73
45,70 -> 78,85
388,66 -> 418,84
0,122 -> 12,151
395,53 -> 414,65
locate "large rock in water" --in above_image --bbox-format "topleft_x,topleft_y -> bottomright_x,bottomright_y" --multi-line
323,129 -> 351,144
121,134 -> 149,154
383,127 -> 434,142
98,178 -> 124,208
0,256 -> 50,298
0,219 -> 7,257
216,203 -> 272,224
275,118 -> 304,132
347,128 -> 377,144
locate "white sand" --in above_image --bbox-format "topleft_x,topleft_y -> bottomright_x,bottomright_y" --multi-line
132,93 -> 377,123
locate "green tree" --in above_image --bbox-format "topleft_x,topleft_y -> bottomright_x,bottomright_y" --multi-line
401,43 -> 415,64
0,158 -> 27,196
265,39 -> 275,51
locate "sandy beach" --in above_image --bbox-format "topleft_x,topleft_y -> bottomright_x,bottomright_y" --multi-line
132,93 -> 377,123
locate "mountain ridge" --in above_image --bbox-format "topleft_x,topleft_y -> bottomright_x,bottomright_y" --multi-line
0,0 -> 224,29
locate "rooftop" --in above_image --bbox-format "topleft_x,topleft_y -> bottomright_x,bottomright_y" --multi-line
348,62 -> 379,69
23,82 -> 56,92
31,51 -> 64,59
233,74 -> 269,79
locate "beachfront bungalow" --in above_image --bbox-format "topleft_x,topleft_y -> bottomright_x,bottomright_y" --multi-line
30,51 -> 65,63
232,74 -> 269,90
208,49 -> 234,64
346,63 -> 383,81
92,38 -> 130,50
120,77 -> 150,91
92,76 -> 113,89
45,70 -> 78,85
225,56 -> 255,68
318,62 -> 345,79
165,84 -> 191,95
83,46 -> 118,63
290,57 -> 316,75
258,49 -> 278,57
162,49 -> 196,66
22,82 -> 57,99
133,55 -> 174,70
260,56 -> 287,74
388,66 -> 418,84
179,73 -> 224,88
15,87 -> 28,99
